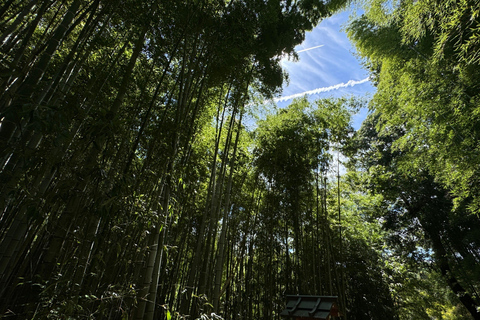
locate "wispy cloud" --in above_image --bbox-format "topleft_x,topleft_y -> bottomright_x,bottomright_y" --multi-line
297,44 -> 324,53
274,77 -> 370,102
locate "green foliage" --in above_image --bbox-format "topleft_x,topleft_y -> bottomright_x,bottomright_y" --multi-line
5,0 -> 479,319
1,0 -> 355,317
346,111 -> 480,319
347,0 -> 480,216
346,2 -> 480,315
250,97 -> 404,319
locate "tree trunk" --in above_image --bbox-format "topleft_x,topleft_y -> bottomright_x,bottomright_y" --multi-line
431,231 -> 480,319
213,110 -> 243,312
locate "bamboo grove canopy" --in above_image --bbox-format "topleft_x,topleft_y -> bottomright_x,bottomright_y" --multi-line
2,0 -> 480,319
0,0 -> 349,319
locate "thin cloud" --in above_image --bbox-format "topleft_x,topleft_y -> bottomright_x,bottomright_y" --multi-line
297,45 -> 324,53
274,77 -> 370,102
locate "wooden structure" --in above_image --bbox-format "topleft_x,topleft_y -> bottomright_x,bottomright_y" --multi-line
280,295 -> 340,320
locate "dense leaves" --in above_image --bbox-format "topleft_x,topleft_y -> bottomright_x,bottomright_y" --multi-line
1,0 -> 355,319
347,112 -> 480,319
347,0 -> 480,215
2,0 -> 480,319
346,0 -> 480,317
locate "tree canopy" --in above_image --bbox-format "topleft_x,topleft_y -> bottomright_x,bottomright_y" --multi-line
1,0 -> 480,319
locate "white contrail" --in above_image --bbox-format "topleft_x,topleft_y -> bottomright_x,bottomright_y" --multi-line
274,77 -> 370,102
297,45 -> 324,53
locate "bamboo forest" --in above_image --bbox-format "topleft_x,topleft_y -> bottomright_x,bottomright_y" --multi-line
1,0 -> 480,319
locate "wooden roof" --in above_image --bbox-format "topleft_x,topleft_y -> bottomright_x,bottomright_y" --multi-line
280,295 -> 339,319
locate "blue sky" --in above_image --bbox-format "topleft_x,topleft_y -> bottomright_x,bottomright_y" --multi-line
276,9 -> 376,130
